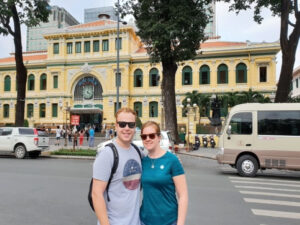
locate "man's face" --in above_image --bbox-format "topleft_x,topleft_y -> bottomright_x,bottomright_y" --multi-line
116,112 -> 136,144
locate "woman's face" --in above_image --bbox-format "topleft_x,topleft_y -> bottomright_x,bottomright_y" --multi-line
141,125 -> 161,151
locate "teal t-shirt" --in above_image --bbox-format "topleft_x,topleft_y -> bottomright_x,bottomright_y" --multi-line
140,151 -> 184,225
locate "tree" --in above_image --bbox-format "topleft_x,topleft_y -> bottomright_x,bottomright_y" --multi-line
120,0 -> 210,142
0,0 -> 50,126
223,0 -> 300,102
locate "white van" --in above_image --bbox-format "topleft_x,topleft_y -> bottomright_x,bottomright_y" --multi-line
216,103 -> 300,177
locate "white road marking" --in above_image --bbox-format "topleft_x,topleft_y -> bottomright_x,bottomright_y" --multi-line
240,191 -> 300,199
231,180 -> 300,188
229,176 -> 300,184
244,198 -> 300,207
252,209 -> 300,219
235,185 -> 300,193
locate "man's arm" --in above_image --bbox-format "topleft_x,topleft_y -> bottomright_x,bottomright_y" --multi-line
92,178 -> 110,225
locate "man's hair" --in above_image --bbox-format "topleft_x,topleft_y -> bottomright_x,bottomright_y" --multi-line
141,121 -> 161,136
115,107 -> 137,121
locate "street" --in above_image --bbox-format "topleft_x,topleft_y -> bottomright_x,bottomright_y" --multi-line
0,155 -> 299,225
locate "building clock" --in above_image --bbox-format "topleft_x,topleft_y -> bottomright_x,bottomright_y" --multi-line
83,85 -> 93,100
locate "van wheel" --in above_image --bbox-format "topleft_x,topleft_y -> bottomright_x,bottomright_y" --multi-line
236,155 -> 258,177
15,145 -> 27,159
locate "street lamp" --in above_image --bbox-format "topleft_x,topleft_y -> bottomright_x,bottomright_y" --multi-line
116,0 -> 127,112
180,98 -> 197,151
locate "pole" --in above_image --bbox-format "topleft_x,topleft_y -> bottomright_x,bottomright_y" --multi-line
116,0 -> 120,112
187,108 -> 190,152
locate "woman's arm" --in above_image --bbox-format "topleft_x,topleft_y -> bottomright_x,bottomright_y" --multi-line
173,174 -> 188,225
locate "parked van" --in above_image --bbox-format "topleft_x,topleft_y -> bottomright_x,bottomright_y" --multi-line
216,103 -> 300,177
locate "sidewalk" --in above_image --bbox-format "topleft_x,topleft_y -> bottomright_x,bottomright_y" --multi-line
42,144 -> 219,160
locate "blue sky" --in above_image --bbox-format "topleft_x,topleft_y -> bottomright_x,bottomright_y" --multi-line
0,0 -> 299,80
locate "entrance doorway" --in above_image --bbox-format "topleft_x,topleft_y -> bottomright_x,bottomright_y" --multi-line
79,113 -> 102,132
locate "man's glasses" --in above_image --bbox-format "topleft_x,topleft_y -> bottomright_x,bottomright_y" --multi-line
117,121 -> 136,129
140,133 -> 158,140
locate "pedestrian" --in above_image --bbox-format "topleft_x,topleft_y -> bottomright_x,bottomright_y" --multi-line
79,129 -> 84,146
140,121 -> 188,225
73,131 -> 78,150
85,127 -> 90,141
55,126 -> 61,146
92,107 -> 143,225
109,128 -> 113,139
105,128 -> 109,139
68,128 -> 72,142
88,126 -> 95,147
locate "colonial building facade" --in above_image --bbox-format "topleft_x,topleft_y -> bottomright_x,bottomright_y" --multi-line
0,19 -> 280,131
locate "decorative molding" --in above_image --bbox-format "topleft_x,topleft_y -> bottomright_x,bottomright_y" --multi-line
108,97 -> 113,106
67,69 -> 80,84
95,68 -> 107,80
143,97 -> 148,106
81,62 -> 93,73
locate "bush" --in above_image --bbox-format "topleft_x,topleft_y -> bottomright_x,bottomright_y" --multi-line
51,149 -> 97,156
24,119 -> 29,127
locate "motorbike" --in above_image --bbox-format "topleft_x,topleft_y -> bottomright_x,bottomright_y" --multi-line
202,135 -> 208,148
209,135 -> 216,148
192,136 -> 200,150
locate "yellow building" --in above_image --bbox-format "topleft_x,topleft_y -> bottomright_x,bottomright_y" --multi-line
0,19 -> 280,131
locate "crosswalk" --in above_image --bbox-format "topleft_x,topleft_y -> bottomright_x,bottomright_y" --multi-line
229,176 -> 300,223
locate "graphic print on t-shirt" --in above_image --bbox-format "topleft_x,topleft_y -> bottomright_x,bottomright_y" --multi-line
122,159 -> 141,190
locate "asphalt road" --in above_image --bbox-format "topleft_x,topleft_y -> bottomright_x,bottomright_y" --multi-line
0,155 -> 299,225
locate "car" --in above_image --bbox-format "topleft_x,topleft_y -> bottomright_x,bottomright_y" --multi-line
97,130 -> 174,154
0,127 -> 49,159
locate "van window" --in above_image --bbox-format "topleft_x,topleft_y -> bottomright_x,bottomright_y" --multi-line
229,112 -> 252,135
19,128 -> 34,135
0,128 -> 13,136
258,111 -> 300,136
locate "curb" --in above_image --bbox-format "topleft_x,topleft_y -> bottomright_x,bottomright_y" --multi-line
176,152 -> 216,160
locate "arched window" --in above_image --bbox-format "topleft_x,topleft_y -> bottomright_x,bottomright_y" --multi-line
3,104 -> 9,118
39,103 -> 46,118
40,73 -> 47,90
149,68 -> 159,87
74,76 -> 103,101
149,101 -> 158,117
134,102 -> 142,117
182,66 -> 193,85
217,64 -> 228,84
28,74 -> 35,90
27,104 -> 34,118
134,69 -> 143,87
199,65 -> 210,84
4,75 -> 11,91
236,63 -> 247,83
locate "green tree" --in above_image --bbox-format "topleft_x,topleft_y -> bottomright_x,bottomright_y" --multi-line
0,0 -> 50,126
222,0 -> 300,102
121,0 -> 210,142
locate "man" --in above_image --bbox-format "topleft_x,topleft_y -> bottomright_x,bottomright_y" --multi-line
92,108 -> 142,225
89,126 -> 95,147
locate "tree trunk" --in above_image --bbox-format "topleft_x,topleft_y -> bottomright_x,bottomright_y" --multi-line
162,59 -> 179,143
11,5 -> 27,126
275,0 -> 300,102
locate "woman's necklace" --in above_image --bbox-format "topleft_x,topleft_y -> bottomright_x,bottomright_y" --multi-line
150,158 -> 155,169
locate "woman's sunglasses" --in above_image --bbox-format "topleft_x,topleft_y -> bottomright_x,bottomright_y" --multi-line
140,133 -> 158,140
117,121 -> 136,128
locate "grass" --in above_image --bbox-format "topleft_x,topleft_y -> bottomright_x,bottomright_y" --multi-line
51,149 -> 97,156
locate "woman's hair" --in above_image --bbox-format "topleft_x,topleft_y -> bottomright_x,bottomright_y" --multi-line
141,121 -> 161,136
115,107 -> 137,121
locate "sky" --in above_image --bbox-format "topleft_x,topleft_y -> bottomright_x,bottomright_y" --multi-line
0,0 -> 299,81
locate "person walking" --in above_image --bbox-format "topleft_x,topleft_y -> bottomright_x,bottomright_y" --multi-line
92,107 -> 143,225
140,121 -> 188,225
89,126 -> 95,147
79,129 -> 84,146
55,126 -> 61,146
85,127 -> 90,142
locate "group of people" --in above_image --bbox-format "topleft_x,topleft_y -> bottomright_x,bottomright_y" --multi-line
55,125 -> 95,147
92,107 -> 188,225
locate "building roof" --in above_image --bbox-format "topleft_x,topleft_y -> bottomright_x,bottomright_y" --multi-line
200,41 -> 247,48
0,54 -> 47,64
293,65 -> 300,78
67,19 -> 117,30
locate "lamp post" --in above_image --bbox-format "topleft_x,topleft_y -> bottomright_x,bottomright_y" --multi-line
180,98 -> 197,151
116,0 -> 121,112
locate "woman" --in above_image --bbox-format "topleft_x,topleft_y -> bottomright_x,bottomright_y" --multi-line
140,121 -> 188,225
79,129 -> 84,146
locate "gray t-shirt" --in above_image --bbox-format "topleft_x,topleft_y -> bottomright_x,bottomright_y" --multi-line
93,141 -> 142,225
